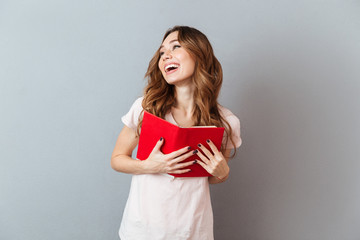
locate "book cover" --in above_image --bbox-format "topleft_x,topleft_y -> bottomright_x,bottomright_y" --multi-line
136,111 -> 225,177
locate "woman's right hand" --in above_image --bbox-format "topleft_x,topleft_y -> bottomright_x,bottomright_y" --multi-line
143,137 -> 196,174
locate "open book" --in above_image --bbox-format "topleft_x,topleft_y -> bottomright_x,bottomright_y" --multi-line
136,111 -> 225,177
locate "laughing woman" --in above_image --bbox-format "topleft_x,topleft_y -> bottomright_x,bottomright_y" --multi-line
111,26 -> 242,240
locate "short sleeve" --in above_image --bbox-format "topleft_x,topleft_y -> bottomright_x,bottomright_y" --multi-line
219,106 -> 242,149
121,97 -> 144,131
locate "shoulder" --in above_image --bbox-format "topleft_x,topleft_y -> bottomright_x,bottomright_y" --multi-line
218,105 -> 242,149
121,96 -> 144,130
218,105 -> 240,126
126,96 -> 144,119
131,96 -> 144,108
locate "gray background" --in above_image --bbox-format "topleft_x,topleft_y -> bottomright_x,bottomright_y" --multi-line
1,0 -> 359,239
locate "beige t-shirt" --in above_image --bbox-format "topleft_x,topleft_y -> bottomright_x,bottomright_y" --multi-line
119,97 -> 242,240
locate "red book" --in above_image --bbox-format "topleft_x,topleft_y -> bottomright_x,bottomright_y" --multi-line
136,111 -> 225,177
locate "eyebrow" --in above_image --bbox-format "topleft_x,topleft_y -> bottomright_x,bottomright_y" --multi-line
159,39 -> 179,49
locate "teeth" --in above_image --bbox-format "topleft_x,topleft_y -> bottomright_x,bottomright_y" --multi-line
165,64 -> 179,72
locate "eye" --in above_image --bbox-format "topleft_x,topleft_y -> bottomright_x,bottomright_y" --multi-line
173,44 -> 181,50
159,51 -> 164,56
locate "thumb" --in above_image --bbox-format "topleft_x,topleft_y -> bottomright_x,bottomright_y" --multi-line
151,137 -> 164,153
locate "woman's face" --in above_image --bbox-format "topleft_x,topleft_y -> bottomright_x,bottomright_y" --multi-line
158,31 -> 196,86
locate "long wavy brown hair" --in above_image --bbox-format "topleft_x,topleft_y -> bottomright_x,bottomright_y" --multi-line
137,26 -> 236,156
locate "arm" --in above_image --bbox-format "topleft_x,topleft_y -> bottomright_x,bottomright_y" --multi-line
111,125 -> 197,175
110,125 -> 145,174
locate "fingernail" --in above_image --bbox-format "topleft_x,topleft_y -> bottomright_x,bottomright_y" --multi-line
206,139 -> 210,143
160,137 -> 163,141
197,143 -> 201,147
193,160 -> 197,164
193,150 -> 198,154
187,146 -> 191,150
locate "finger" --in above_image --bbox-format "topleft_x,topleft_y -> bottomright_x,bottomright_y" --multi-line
205,139 -> 220,155
195,159 -> 211,174
172,159 -> 197,170
169,149 -> 196,165
166,146 -> 191,159
151,137 -> 164,153
168,168 -> 192,174
196,149 -> 211,165
197,143 -> 215,162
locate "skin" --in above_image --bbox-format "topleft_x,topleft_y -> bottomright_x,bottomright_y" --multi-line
111,31 -> 231,183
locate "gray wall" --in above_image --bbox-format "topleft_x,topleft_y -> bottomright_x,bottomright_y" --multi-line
1,1 -> 359,239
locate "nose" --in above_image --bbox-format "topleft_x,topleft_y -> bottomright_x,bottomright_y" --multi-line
161,49 -> 172,60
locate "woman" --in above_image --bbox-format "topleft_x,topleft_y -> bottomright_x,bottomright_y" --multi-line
111,26 -> 242,240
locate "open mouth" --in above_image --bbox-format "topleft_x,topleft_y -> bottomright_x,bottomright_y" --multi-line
165,64 -> 180,73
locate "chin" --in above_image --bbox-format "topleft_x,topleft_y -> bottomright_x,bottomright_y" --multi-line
163,75 -> 193,85
167,80 -> 193,87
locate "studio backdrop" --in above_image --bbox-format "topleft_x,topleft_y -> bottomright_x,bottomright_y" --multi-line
1,1 -> 360,240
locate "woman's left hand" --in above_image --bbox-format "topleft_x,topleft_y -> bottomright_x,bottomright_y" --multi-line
195,139 -> 230,180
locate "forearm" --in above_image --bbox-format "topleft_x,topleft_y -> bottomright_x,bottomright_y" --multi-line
111,155 -> 149,175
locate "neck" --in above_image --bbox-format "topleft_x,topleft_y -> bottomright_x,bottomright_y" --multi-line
173,83 -> 195,116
